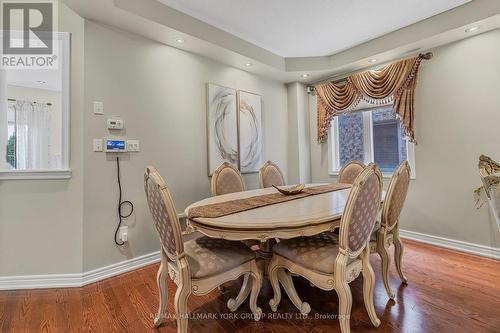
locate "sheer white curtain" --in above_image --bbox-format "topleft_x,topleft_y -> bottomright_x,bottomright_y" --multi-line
15,101 -> 52,170
0,70 -> 9,170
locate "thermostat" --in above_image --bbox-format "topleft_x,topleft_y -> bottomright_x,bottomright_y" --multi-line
105,138 -> 127,152
107,118 -> 124,130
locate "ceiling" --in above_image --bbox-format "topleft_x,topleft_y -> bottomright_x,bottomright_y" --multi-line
5,38 -> 63,92
64,0 -> 500,82
157,0 -> 471,57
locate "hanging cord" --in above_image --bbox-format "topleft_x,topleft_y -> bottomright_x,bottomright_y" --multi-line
114,156 -> 134,246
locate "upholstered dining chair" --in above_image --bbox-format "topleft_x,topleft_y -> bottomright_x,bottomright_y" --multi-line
211,162 -> 245,196
369,160 -> 411,299
259,160 -> 285,188
338,160 -> 365,184
145,166 -> 262,333
268,164 -> 383,333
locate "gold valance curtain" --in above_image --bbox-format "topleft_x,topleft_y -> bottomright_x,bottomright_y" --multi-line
315,54 -> 428,143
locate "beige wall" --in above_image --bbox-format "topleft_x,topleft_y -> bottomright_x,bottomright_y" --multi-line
287,82 -> 311,184
0,4 -> 85,276
309,28 -> 500,248
82,21 -> 288,271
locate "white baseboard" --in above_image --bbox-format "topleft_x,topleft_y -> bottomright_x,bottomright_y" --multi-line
82,251 -> 160,286
400,229 -> 500,260
0,251 -> 160,291
0,212 -> 187,291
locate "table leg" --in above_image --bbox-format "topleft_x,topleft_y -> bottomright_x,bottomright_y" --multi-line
227,274 -> 251,311
258,239 -> 275,276
276,268 -> 311,314
228,238 -> 309,316
227,239 -> 273,312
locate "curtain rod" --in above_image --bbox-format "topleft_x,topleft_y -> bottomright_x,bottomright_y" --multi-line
307,52 -> 433,89
8,98 -> 52,106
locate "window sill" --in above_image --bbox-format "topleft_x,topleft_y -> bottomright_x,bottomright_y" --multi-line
0,169 -> 72,180
329,171 -> 416,180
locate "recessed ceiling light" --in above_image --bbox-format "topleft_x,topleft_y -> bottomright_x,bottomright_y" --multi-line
176,38 -> 185,43
465,26 -> 481,33
245,63 -> 252,67
369,58 -> 378,63
37,80 -> 46,84
301,74 -> 310,78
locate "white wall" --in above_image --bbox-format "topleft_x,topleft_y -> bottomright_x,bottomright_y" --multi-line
309,28 -> 500,248
0,4 -> 85,276
82,21 -> 288,271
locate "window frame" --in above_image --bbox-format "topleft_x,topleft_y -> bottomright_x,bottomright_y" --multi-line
328,106 -> 416,179
0,32 -> 71,180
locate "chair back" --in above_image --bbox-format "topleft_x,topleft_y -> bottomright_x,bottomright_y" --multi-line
339,163 -> 382,256
338,160 -> 365,184
259,160 -> 285,188
211,162 -> 246,196
144,166 -> 184,261
381,161 -> 411,230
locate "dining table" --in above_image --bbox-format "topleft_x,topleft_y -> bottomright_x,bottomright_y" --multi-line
184,184 -> 382,313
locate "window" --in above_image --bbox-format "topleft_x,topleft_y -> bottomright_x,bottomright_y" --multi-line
329,107 -> 415,178
0,33 -> 70,179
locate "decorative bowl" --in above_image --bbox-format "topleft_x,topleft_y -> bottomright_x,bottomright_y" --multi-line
272,184 -> 305,195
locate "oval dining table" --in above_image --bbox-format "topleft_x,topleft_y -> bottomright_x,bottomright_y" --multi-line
184,184 -> 379,313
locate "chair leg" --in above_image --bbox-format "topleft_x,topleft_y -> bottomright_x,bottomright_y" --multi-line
248,266 -> 263,321
361,246 -> 381,328
154,249 -> 169,328
277,268 -> 311,315
334,253 -> 352,333
335,279 -> 353,333
268,257 -> 281,312
174,279 -> 191,333
393,227 -> 408,284
227,274 -> 251,312
376,231 -> 395,299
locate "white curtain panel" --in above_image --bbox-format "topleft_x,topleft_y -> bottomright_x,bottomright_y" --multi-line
15,101 -> 52,170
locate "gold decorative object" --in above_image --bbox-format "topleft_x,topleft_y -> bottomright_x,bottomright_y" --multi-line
475,155 -> 500,230
272,184 -> 305,195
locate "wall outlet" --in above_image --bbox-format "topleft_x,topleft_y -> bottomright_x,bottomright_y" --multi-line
118,226 -> 128,243
93,138 -> 103,152
127,140 -> 140,152
93,101 -> 104,115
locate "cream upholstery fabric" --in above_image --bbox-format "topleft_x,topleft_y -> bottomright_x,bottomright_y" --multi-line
347,172 -> 381,252
260,161 -> 285,188
184,234 -> 256,279
145,175 -> 178,261
273,233 -> 353,274
212,163 -> 245,196
339,161 -> 364,184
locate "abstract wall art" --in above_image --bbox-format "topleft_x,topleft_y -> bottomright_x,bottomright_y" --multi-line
207,83 -> 238,175
237,90 -> 263,173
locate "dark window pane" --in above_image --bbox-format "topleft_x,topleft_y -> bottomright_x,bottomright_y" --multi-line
372,108 -> 407,172
338,112 -> 364,166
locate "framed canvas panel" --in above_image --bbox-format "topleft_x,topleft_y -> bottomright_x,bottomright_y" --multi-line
237,90 -> 263,173
207,83 -> 238,175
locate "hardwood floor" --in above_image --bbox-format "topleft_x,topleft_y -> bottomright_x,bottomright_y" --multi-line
1,240 -> 499,333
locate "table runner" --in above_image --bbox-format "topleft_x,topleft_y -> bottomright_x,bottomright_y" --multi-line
187,183 -> 352,219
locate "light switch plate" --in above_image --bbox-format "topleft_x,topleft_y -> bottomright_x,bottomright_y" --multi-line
127,140 -> 140,152
93,101 -> 104,115
93,138 -> 103,152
